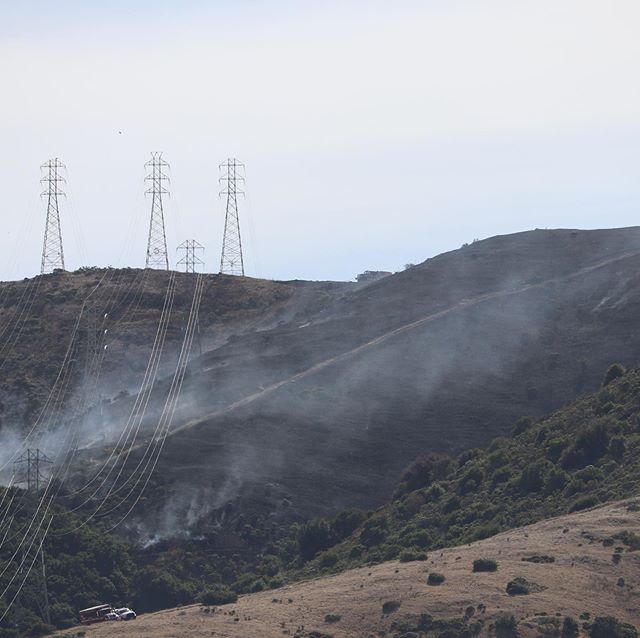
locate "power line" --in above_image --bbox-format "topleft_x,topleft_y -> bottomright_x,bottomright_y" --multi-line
177,240 -> 205,273
40,158 -> 66,274
219,158 -> 245,276
144,152 -> 170,270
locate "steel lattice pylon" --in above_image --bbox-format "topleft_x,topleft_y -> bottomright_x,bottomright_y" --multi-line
219,158 -> 245,276
177,240 -> 205,273
145,152 -> 170,270
40,158 -> 66,274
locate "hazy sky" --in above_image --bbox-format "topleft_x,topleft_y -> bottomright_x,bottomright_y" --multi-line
1,0 -> 640,281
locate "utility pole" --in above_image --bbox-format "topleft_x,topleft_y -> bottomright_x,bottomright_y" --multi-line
13,449 -> 52,626
145,152 -> 170,270
177,240 -> 205,273
40,158 -> 66,274
219,158 -> 245,276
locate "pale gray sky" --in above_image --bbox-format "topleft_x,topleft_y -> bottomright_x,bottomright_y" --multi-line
1,0 -> 639,281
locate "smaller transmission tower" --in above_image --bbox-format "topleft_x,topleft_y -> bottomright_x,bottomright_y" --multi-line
219,158 -> 245,276
13,449 -> 53,492
13,449 -> 52,626
145,152 -> 170,270
40,158 -> 66,274
177,240 -> 205,273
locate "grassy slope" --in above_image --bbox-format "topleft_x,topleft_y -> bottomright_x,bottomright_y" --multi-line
56,498 -> 640,637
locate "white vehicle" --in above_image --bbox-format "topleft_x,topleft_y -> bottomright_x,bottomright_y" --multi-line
104,612 -> 120,621
114,607 -> 137,620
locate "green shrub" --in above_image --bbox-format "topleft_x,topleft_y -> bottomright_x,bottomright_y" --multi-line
395,454 -> 452,497
561,616 -> 579,638
324,613 -> 341,623
561,423 -> 609,469
589,615 -> 638,638
613,530 -> 640,551
609,436 -> 626,459
199,587 -> 238,605
318,552 -> 338,568
297,518 -> 332,561
569,495 -> 599,512
518,462 -> 546,493
132,567 -> 194,612
382,600 -> 401,614
603,364 -> 626,387
359,517 -> 387,548
513,416 -> 533,435
506,577 -> 530,595
331,509 -> 366,540
522,555 -> 554,564
472,558 -> 498,572
494,613 -> 518,637
399,549 -> 428,562
427,572 -> 445,585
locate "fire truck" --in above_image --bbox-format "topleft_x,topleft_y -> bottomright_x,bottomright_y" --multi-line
78,604 -> 117,624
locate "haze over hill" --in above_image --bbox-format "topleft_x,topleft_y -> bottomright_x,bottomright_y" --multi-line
4,227 -> 640,544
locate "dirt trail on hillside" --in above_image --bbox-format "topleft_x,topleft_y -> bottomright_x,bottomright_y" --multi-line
159,248 -> 640,443
57,498 -> 640,638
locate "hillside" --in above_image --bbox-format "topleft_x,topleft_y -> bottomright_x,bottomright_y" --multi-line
56,498 -> 640,637
0,269 -> 351,448
6,327 -> 640,637
78,227 -> 640,541
6,227 -> 640,544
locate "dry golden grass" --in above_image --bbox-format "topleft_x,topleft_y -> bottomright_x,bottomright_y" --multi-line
57,498 -> 640,637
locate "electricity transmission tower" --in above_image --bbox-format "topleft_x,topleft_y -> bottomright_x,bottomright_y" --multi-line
13,449 -> 53,492
145,152 -> 170,270
40,158 -> 66,274
219,158 -> 245,276
177,240 -> 205,273
13,449 -> 52,626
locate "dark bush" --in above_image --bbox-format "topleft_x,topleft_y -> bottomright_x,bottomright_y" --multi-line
613,530 -> 640,551
472,558 -> 498,572
506,577 -> 530,596
590,615 -> 638,638
427,572 -> 445,585
324,613 -> 341,623
359,517 -> 387,548
395,454 -> 452,497
603,364 -> 626,387
494,613 -> 518,637
522,555 -> 554,564
399,550 -> 428,562
331,508 -> 366,540
561,616 -> 579,638
298,518 -> 332,561
569,495 -> 599,512
318,552 -> 338,569
132,567 -> 194,613
458,466 -> 483,495
609,436 -> 626,460
561,423 -> 609,469
518,462 -> 545,494
199,587 -> 238,605
512,416 -> 533,435
382,600 -> 401,614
